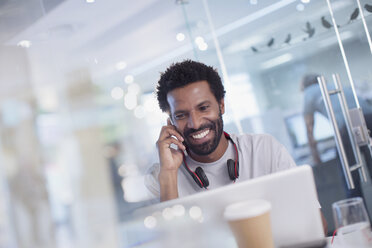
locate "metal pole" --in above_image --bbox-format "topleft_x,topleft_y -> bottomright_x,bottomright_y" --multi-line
325,0 -> 360,109
317,76 -> 355,189
332,74 -> 367,182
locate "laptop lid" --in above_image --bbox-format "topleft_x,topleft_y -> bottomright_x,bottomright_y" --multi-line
133,165 -> 324,247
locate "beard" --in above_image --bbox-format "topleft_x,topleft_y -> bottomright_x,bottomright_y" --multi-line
182,111 -> 224,156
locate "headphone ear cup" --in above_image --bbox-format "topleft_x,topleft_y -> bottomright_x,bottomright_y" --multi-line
195,167 -> 209,188
227,159 -> 239,180
191,173 -> 203,188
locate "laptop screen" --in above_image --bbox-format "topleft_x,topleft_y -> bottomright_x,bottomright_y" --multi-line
131,165 -> 324,247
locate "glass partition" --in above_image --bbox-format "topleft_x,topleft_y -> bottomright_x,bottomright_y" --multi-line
1,0 -> 372,247
180,0 -> 372,236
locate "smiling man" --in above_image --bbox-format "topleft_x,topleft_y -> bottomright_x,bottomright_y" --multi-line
145,60 -> 300,201
144,60 -> 327,234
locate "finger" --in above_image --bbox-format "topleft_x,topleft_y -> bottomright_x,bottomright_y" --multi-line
159,126 -> 184,142
167,136 -> 186,151
167,117 -> 172,126
170,147 -> 184,157
160,137 -> 186,151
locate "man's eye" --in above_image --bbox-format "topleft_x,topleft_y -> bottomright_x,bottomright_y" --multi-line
174,114 -> 185,120
200,105 -> 209,111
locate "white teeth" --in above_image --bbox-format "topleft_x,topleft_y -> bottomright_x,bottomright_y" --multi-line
192,129 -> 210,139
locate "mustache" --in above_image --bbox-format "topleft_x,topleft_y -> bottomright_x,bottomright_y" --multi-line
183,122 -> 215,137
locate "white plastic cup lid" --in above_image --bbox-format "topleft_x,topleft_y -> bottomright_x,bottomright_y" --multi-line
223,199 -> 271,221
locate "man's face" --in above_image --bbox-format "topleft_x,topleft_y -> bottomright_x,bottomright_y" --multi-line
167,80 -> 225,156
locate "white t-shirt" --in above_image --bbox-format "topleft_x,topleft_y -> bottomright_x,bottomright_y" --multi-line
145,133 -> 297,198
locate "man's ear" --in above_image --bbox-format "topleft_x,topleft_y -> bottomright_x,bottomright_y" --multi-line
219,98 -> 225,115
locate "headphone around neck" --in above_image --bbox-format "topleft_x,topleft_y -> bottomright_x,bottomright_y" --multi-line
182,132 -> 239,189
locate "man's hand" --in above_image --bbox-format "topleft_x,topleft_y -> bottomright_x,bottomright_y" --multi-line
157,118 -> 186,172
156,118 -> 186,201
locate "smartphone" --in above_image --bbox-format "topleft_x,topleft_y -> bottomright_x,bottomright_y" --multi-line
168,117 -> 187,152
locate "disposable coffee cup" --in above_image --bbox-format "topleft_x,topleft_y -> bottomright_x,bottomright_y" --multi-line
223,199 -> 274,248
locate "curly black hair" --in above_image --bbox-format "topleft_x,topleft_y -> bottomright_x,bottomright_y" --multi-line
156,60 -> 226,112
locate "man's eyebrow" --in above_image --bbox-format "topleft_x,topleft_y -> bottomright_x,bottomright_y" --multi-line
173,109 -> 186,115
197,100 -> 211,107
173,100 -> 212,115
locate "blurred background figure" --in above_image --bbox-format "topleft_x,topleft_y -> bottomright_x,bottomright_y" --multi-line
0,99 -> 56,248
9,162 -> 55,248
301,73 -> 372,196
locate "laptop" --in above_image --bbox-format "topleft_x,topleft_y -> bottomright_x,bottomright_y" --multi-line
131,165 -> 325,247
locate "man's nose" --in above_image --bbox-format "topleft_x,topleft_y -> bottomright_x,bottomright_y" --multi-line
187,112 -> 202,129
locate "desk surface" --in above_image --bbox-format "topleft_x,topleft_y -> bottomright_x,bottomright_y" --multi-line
122,216 -> 370,248
123,215 -> 330,248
